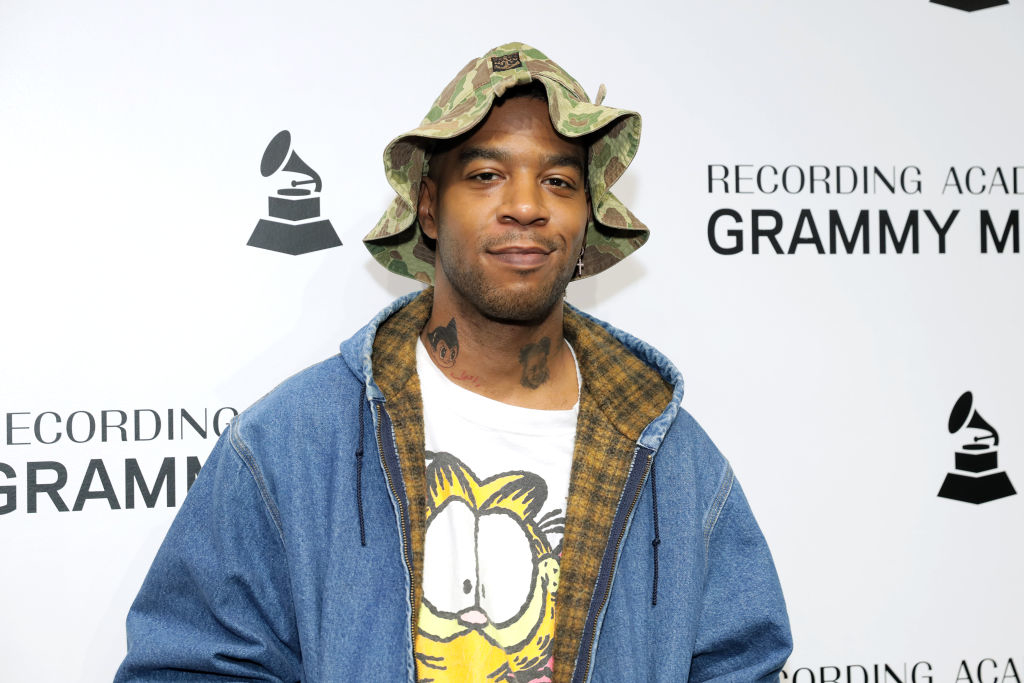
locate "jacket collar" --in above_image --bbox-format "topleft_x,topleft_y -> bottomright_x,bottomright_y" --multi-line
562,303 -> 680,444
340,289 -> 422,404
340,289 -> 685,448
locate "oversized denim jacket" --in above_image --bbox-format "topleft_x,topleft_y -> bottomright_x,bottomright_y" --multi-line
116,291 -> 792,682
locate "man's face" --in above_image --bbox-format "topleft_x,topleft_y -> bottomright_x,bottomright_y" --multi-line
418,96 -> 589,323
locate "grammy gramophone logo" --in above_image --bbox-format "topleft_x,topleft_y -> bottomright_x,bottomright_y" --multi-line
938,391 -> 1017,504
247,130 -> 341,255
930,0 -> 1009,11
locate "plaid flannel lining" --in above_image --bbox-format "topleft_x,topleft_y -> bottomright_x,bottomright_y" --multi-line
554,308 -> 673,683
370,289 -> 673,683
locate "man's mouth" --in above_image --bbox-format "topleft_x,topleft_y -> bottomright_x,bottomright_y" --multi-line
487,244 -> 553,267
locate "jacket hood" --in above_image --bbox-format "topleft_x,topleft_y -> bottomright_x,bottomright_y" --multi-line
363,42 -> 649,284
339,290 -> 685,451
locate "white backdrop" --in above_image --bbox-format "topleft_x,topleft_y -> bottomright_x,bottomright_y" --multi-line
1,1 -> 1021,680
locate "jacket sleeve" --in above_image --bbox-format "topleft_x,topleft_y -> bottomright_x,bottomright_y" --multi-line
689,470 -> 792,682
114,425 -> 302,682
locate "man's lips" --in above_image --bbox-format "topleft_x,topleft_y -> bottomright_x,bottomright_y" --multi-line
486,245 -> 553,267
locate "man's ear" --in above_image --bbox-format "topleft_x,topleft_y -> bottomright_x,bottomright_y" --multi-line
418,176 -> 439,240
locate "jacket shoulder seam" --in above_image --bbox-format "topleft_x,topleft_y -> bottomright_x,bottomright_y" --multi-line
702,462 -> 734,561
228,420 -> 287,545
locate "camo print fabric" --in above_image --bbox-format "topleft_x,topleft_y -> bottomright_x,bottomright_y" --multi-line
363,42 -> 648,284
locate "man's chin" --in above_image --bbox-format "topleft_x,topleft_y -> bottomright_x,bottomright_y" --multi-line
442,262 -> 573,325
477,294 -> 562,325
472,284 -> 566,325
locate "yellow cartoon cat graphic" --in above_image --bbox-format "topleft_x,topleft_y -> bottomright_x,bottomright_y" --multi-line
415,451 -> 563,683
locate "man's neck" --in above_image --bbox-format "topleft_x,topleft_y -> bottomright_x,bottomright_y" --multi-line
419,290 -> 578,411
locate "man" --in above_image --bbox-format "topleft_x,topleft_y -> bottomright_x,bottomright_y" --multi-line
117,43 -> 791,682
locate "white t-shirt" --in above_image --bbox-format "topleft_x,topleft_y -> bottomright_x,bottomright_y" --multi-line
414,339 -> 578,682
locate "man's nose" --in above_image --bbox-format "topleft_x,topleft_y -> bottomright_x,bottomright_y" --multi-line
499,174 -> 549,226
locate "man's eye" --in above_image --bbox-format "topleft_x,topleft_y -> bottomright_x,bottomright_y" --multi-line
470,172 -> 499,181
545,177 -> 576,190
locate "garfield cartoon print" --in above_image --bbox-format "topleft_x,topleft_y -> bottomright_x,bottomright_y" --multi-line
415,451 -> 564,683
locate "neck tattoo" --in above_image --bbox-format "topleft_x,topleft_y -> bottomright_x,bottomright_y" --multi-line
518,337 -> 552,390
425,318 -> 459,368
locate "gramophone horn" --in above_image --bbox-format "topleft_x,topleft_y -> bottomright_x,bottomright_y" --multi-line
261,131 -> 292,176
260,130 -> 322,192
948,391 -> 999,445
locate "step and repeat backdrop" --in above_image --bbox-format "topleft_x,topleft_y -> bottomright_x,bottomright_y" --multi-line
1,1 -> 1021,680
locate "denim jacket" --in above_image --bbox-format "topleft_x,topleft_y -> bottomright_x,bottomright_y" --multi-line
116,291 -> 791,682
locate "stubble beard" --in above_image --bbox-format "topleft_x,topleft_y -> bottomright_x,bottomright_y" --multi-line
437,232 -> 577,324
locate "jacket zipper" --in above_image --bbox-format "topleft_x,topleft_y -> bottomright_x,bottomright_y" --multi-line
374,403 -> 419,683
577,448 -> 653,683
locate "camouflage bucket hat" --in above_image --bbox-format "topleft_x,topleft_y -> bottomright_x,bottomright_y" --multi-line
363,42 -> 648,284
